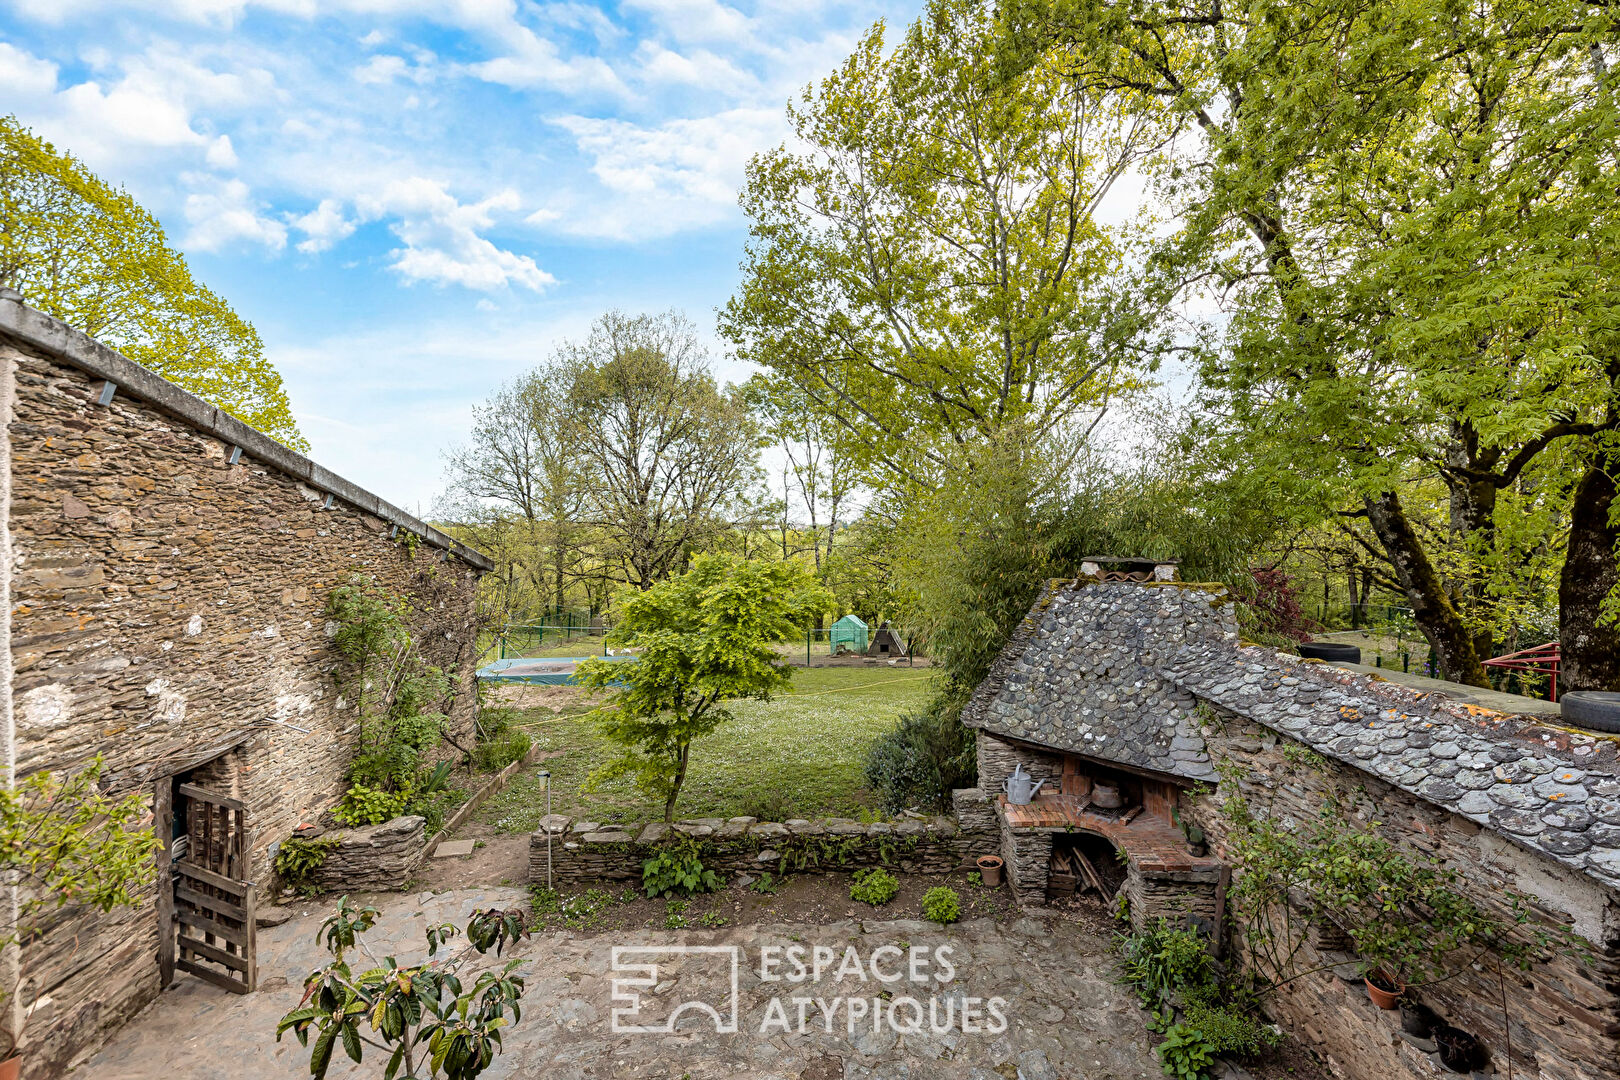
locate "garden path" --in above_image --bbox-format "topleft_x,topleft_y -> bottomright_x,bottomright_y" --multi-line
86,886 -> 1164,1079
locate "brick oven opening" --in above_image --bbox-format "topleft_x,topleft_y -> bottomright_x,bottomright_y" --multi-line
993,742 -> 1227,934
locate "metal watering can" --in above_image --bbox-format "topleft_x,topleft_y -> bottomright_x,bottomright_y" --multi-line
1003,764 -> 1048,806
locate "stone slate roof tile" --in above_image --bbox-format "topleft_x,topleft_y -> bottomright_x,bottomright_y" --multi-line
961,579 -> 1237,782
969,578 -> 1620,895
1162,638 -> 1620,894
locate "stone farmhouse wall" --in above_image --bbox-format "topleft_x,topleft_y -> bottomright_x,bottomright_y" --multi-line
968,577 -> 1620,1080
1189,701 -> 1620,1080
0,294 -> 491,1076
528,814 -> 970,887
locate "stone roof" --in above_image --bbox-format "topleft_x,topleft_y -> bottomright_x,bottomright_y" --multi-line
969,577 -> 1620,893
961,578 -> 1238,782
1163,641 -> 1620,892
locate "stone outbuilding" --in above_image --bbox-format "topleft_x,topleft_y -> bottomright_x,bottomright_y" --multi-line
962,571 -> 1620,1080
0,292 -> 492,1075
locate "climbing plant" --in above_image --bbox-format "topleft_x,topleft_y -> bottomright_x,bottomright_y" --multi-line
325,576 -> 464,828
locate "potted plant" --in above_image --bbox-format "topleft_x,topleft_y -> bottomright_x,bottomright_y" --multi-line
1363,966 -> 1404,1010
1171,807 -> 1209,857
0,758 -> 160,1076
976,854 -> 1004,887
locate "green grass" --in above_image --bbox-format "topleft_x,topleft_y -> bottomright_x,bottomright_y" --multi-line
479,666 -> 934,832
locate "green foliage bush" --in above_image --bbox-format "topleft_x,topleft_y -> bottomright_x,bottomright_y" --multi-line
1119,919 -> 1216,1008
274,836 -> 341,891
642,839 -> 721,897
849,868 -> 899,906
864,706 -> 976,812
1180,1000 -> 1282,1059
333,783 -> 411,827
921,886 -> 960,924
1155,1023 -> 1217,1080
474,727 -> 533,773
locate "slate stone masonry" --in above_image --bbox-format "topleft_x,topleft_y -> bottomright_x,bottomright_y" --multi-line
968,574 -> 1620,1080
0,300 -> 489,1077
528,815 -> 968,886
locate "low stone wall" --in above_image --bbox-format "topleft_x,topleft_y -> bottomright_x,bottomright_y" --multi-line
528,815 -> 967,887
305,816 -> 427,893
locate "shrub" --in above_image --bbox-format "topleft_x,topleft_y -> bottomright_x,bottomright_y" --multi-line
273,836 -> 340,892
864,707 -> 976,812
921,886 -> 960,924
1156,1023 -> 1217,1080
1119,919 -> 1216,1008
642,839 -> 721,897
333,783 -> 411,827
474,728 -> 533,773
749,872 -> 784,895
1180,1000 -> 1282,1059
849,868 -> 899,906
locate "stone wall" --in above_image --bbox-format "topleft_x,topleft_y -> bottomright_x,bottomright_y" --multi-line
1189,712 -> 1620,1080
528,815 -> 967,887
304,817 -> 427,894
0,307 -> 488,1076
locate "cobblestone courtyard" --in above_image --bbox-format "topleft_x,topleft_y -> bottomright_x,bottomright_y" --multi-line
87,887 -> 1165,1079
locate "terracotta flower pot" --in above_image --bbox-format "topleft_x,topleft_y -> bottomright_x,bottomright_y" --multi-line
0,1053 -> 20,1080
1364,970 -> 1404,1010
976,855 -> 1004,888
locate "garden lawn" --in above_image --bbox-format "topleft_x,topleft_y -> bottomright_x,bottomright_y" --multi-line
478,666 -> 934,833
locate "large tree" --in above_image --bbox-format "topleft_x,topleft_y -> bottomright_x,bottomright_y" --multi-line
556,311 -> 760,589
721,0 -> 1175,493
0,116 -> 306,450
1000,0 -> 1620,686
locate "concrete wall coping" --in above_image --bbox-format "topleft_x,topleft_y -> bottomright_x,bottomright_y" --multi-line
0,290 -> 493,571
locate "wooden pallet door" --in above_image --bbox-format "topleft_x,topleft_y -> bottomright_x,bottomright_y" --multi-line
172,783 -> 257,993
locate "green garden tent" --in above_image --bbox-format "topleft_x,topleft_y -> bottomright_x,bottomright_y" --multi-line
830,614 -> 869,655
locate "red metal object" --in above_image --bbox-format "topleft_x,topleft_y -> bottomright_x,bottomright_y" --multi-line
1482,641 -> 1562,702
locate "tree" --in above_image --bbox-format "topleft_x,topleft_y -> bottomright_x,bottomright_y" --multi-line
440,371 -> 589,620
276,898 -> 528,1080
998,0 -> 1620,685
576,555 -> 833,821
1,758 -> 159,1062
744,374 -> 858,573
556,311 -> 761,589
0,116 -> 306,450
720,0 -> 1173,493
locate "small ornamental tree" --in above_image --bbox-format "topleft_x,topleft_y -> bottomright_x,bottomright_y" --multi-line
577,555 -> 834,822
0,757 -> 160,1061
276,898 -> 529,1080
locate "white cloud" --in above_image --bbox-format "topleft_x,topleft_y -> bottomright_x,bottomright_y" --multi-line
545,107 -> 785,239
360,178 -> 555,292
621,0 -> 753,45
467,25 -> 628,96
289,198 -> 357,253
0,41 -> 59,96
183,175 -> 289,251
206,133 -> 238,167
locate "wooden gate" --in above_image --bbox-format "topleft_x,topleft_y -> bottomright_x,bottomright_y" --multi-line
167,783 -> 257,993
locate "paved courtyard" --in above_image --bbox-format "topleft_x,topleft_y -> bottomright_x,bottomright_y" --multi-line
87,887 -> 1164,1079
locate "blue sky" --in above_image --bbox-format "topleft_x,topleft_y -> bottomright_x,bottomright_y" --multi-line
0,0 -> 925,512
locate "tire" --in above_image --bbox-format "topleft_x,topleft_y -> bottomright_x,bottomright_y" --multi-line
1560,691 -> 1620,734
1299,642 -> 1361,663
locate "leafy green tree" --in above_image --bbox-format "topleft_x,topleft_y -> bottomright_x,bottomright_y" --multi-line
0,116 -> 307,450
555,311 -> 761,590
1,758 -> 159,1060
577,555 -> 834,821
721,0 -> 1172,491
998,0 -> 1620,686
